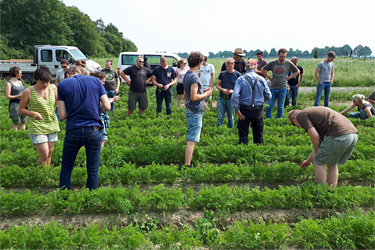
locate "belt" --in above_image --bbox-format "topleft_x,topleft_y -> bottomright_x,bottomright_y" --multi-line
241,104 -> 263,108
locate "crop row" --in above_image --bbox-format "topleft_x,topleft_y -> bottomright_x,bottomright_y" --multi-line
1,160 -> 374,188
1,210 -> 374,249
2,183 -> 374,217
1,140 -> 374,168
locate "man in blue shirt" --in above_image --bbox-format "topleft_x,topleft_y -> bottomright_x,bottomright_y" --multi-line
152,57 -> 177,115
232,59 -> 272,145
57,68 -> 110,190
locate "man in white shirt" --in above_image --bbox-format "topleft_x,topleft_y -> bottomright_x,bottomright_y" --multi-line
198,56 -> 215,105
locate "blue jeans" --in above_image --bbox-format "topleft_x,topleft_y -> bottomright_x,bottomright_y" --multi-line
349,110 -> 368,120
285,86 -> 299,107
266,88 -> 287,118
55,107 -> 60,121
156,89 -> 172,115
314,82 -> 331,107
217,96 -> 234,128
107,90 -> 116,111
185,108 -> 203,142
59,127 -> 103,190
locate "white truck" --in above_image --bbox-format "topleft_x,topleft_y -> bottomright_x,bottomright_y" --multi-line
117,52 -> 181,84
0,45 -> 102,82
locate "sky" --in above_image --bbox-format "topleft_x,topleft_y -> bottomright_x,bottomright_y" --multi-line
62,0 -> 375,56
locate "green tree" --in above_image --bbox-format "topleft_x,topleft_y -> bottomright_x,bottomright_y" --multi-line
0,0 -> 73,58
353,45 -> 363,58
66,6 -> 106,57
269,48 -> 277,57
313,48 -> 319,58
361,46 -> 372,58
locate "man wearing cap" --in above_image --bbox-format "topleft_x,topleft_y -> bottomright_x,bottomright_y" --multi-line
231,59 -> 271,145
288,107 -> 358,186
221,48 -> 246,74
261,48 -> 300,118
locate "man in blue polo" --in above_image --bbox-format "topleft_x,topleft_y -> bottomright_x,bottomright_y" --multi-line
232,59 -> 271,145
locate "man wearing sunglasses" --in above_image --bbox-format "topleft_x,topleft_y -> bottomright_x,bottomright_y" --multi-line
55,59 -> 70,87
288,107 -> 358,186
221,48 -> 246,75
120,56 -> 153,116
102,59 -> 120,111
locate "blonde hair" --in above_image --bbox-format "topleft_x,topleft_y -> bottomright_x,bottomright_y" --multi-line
352,94 -> 368,105
225,58 -> 235,65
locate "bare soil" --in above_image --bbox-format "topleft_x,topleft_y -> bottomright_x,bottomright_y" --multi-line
2,208 -> 374,231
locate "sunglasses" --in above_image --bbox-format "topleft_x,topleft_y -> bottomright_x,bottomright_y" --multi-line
184,63 -> 187,65
138,61 -> 144,63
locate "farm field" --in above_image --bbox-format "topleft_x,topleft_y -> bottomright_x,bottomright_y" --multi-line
1,58 -> 375,249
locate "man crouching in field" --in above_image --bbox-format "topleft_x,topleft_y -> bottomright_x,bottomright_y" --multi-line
183,52 -> 213,168
288,107 -> 358,186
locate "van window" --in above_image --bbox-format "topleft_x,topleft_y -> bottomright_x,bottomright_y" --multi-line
122,55 -> 138,65
165,56 -> 178,67
41,50 -> 53,62
56,50 -> 72,62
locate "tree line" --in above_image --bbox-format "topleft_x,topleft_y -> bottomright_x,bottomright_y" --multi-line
178,44 -> 373,59
0,0 -> 137,59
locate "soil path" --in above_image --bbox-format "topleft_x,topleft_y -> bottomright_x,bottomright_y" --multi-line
2,208 -> 374,230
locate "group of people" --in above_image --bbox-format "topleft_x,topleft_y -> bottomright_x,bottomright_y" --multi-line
5,47 -> 375,188
7,64 -> 111,190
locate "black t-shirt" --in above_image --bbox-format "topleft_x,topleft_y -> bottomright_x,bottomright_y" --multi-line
288,65 -> 303,86
221,60 -> 246,74
123,65 -> 152,93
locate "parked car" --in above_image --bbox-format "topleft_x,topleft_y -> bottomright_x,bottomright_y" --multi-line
117,52 -> 181,84
0,45 -> 101,82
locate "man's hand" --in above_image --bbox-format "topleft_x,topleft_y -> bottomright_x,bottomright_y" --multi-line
301,159 -> 311,169
115,89 -> 119,94
163,84 -> 170,90
235,110 -> 245,120
112,96 -> 120,102
204,88 -> 213,97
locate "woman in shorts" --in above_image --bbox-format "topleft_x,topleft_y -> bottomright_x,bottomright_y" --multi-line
341,94 -> 374,120
90,71 -> 119,147
18,66 -> 60,166
5,67 -> 27,130
176,59 -> 188,108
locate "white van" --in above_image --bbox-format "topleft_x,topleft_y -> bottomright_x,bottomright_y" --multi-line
117,52 -> 182,83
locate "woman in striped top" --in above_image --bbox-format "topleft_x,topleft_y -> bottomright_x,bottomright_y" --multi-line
19,66 -> 60,166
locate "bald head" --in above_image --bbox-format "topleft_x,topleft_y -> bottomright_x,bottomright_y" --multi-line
288,109 -> 302,125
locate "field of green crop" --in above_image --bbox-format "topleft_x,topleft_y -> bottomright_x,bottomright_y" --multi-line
1,58 -> 374,249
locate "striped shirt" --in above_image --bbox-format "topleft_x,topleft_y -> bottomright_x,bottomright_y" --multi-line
28,85 -> 60,135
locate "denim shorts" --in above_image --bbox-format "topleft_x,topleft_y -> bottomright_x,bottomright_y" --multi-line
185,108 -> 203,142
313,133 -> 358,166
9,102 -> 27,124
28,132 -> 58,144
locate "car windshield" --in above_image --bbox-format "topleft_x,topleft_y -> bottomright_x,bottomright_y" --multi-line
70,49 -> 87,60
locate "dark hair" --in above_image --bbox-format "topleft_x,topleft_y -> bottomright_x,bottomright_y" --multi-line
256,51 -> 263,56
90,71 -> 106,80
204,56 -> 208,61
34,65 -> 52,82
328,51 -> 336,58
60,59 -> 69,65
81,60 -> 86,67
187,51 -> 204,68
278,48 -> 288,54
10,66 -> 21,77
64,68 -> 79,78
